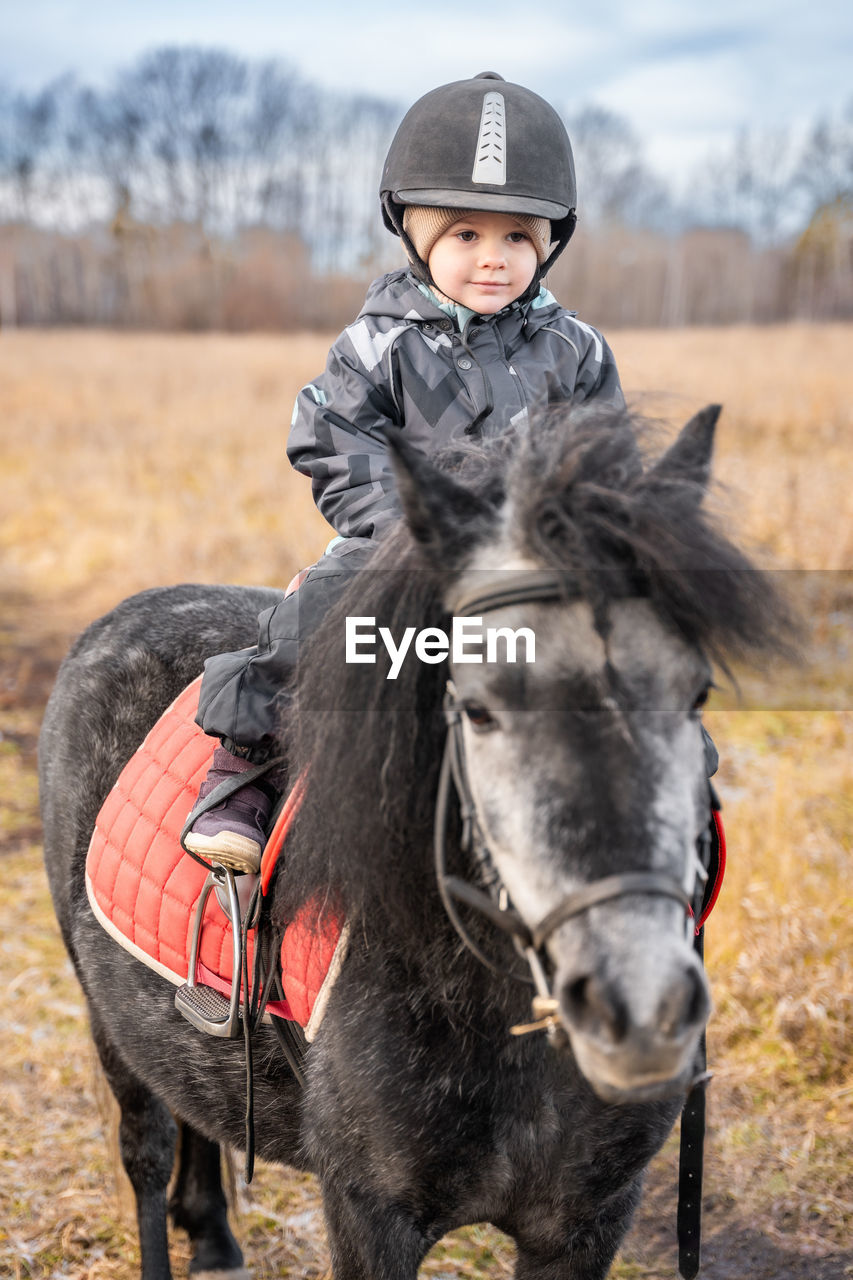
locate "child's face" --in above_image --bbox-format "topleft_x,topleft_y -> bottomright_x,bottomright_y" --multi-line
427,211 -> 539,313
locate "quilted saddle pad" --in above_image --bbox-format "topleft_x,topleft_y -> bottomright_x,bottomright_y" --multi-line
85,677 -> 346,1040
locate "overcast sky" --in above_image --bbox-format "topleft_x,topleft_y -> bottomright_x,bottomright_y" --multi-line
2,0 -> 851,183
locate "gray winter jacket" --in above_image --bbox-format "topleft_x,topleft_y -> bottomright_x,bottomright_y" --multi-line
287,269 -> 624,541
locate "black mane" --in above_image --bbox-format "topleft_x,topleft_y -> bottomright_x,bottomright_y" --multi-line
278,404 -> 792,936
512,407 -> 788,659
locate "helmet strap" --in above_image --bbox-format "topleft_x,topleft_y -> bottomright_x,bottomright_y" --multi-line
546,212 -> 577,267
516,212 -> 577,305
382,194 -> 436,288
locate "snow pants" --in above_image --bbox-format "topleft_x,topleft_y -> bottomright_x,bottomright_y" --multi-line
195,537 -> 373,761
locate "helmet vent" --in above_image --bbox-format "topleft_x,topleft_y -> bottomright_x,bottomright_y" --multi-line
471,91 -> 506,186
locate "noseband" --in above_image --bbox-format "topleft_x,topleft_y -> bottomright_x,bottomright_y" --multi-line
433,569 -> 708,1030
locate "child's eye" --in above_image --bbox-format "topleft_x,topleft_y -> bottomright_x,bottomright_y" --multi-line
507,231 -> 529,243
456,230 -> 477,242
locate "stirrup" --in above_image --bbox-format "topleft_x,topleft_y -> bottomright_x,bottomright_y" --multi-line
175,867 -> 244,1038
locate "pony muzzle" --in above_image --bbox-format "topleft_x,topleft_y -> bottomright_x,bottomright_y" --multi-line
555,948 -> 710,1102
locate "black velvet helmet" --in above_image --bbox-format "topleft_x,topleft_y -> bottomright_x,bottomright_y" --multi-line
380,72 -> 577,291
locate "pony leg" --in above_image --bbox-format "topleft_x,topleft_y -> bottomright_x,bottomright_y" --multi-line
169,1123 -> 247,1278
511,1185 -> 640,1280
91,1015 -> 177,1280
514,1242 -> 617,1280
321,1184 -> 427,1280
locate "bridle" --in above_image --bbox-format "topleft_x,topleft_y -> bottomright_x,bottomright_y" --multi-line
432,568 -> 709,1038
437,568 -> 717,1278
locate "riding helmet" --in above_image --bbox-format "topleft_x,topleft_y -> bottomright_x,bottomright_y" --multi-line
380,72 -> 577,292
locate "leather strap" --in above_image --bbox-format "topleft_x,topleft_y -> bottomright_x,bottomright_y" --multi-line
532,873 -> 691,950
447,568 -> 649,619
678,930 -> 708,1279
442,875 -> 531,946
447,569 -> 573,618
678,1051 -> 707,1277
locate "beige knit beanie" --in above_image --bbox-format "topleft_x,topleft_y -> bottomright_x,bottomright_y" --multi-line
403,205 -> 551,266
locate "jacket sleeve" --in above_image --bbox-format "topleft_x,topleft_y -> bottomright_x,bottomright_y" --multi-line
287,326 -> 403,540
570,321 -> 625,409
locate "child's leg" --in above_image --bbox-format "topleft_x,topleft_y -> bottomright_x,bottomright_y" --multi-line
195,557 -> 361,755
186,540 -> 372,867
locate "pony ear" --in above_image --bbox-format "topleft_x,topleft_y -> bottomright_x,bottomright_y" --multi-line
649,404 -> 721,493
385,427 -> 493,562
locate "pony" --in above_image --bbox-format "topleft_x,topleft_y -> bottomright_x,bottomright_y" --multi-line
39,403 -> 788,1279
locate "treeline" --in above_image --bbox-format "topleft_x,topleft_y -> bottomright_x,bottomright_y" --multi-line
0,47 -> 851,330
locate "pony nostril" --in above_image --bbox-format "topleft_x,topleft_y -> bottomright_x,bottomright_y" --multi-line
659,967 -> 710,1037
564,975 -> 590,1024
686,967 -> 710,1027
563,974 -> 629,1045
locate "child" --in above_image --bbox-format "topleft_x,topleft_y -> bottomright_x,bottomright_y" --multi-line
184,72 -> 625,872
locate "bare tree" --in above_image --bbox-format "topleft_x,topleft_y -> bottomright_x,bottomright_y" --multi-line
564,105 -> 674,231
74,84 -> 145,222
793,104 -> 853,218
734,126 -> 795,241
0,80 -> 64,221
247,59 -> 319,230
120,47 -> 250,227
314,91 -> 399,270
691,124 -> 796,243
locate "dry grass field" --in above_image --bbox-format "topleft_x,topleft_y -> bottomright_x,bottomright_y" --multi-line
0,325 -> 851,1279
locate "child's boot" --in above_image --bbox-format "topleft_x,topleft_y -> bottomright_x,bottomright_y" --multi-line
183,747 -> 272,874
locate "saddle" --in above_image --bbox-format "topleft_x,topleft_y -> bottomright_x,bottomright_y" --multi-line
85,676 -> 347,1041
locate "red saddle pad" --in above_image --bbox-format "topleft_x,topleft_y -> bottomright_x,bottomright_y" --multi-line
85,677 -> 346,1038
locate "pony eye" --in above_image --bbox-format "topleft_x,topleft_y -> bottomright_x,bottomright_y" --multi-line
691,684 -> 712,715
463,702 -> 498,733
